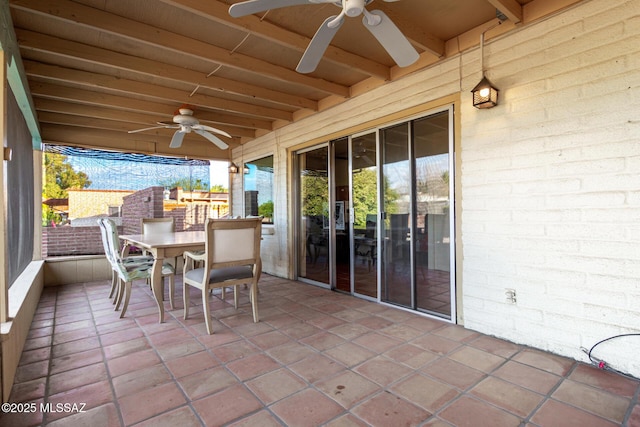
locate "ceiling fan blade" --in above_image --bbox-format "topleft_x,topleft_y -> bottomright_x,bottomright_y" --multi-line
169,131 -> 186,148
193,124 -> 232,139
128,125 -> 168,134
296,15 -> 344,73
363,10 -> 419,67
194,129 -> 229,150
229,0 -> 312,17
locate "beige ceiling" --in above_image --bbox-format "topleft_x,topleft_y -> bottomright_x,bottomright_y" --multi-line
9,0 -> 583,161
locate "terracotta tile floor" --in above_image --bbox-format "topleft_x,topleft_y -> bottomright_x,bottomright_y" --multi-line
3,274 -> 639,426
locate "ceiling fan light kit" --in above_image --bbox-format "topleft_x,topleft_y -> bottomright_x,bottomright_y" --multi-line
229,0 -> 419,73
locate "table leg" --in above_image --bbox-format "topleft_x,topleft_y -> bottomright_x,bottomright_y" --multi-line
151,249 -> 165,323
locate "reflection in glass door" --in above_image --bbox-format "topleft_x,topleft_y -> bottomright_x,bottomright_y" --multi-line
351,133 -> 378,298
414,112 -> 452,317
380,110 -> 453,319
380,123 -> 412,306
297,147 -> 330,286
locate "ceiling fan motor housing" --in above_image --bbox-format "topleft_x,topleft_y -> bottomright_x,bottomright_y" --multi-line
345,0 -> 368,17
173,109 -> 199,126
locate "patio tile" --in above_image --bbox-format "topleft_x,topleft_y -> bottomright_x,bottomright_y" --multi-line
569,363 -> 639,398
354,356 -> 413,387
421,358 -> 486,390
530,398 -> 620,427
270,388 -> 344,427
551,379 -> 630,423
390,373 -> 458,413
118,381 -> 187,425
249,330 -> 292,350
18,347 -> 52,367
353,332 -> 403,354
384,343 -> 439,369
300,331 -> 346,351
46,403 -> 120,427
226,353 -> 281,381
439,396 -> 522,427
164,350 -> 219,378
246,368 -> 308,404
470,376 -> 544,418
133,405 -> 202,427
112,364 -> 172,398
46,380 -> 114,422
8,377 -> 46,403
468,335 -> 521,358
447,345 -> 506,373
192,384 -> 263,426
267,341 -> 318,364
512,348 -> 575,376
48,363 -> 108,395
177,366 -> 239,400
210,339 -> 260,363
290,353 -> 346,383
5,275 -> 639,427
325,342 -> 377,368
316,370 -> 380,409
492,360 -> 561,395
227,410 -> 283,427
352,391 -> 431,426
107,348 -> 162,378
411,334 -> 461,355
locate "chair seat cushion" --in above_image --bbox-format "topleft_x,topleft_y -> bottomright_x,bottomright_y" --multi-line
122,255 -> 154,265
161,262 -> 175,275
185,265 -> 253,284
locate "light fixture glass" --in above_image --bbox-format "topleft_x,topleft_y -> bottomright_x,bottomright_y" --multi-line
229,162 -> 239,174
471,75 -> 498,109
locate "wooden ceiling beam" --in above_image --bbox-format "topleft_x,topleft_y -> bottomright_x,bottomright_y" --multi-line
40,123 -> 231,161
486,0 -> 523,24
35,106 -> 256,139
10,0 -> 350,98
16,29 -> 318,111
29,82 -> 273,132
160,0 -> 391,80
24,60 -> 293,121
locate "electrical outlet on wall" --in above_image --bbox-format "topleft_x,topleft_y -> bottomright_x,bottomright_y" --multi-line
505,289 -> 517,304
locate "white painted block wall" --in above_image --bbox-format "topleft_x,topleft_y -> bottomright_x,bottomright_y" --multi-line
235,0 -> 640,376
461,0 -> 640,377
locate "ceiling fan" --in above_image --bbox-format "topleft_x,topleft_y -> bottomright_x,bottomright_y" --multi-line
229,0 -> 419,73
128,108 -> 231,149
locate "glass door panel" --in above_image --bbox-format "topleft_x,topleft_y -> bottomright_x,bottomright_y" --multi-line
333,138 -> 351,292
414,111 -> 452,318
380,123 -> 412,307
351,133 -> 378,298
298,147 -> 330,286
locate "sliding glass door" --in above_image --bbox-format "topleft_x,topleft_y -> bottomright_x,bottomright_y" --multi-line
295,107 -> 455,320
297,146 -> 330,286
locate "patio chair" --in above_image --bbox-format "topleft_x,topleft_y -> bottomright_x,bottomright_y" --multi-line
98,218 -> 175,318
97,218 -> 154,301
183,217 -> 262,334
140,217 -> 178,309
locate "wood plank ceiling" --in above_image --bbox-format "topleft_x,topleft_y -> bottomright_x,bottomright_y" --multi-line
9,0 -> 583,161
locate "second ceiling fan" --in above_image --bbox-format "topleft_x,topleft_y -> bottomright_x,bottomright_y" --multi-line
229,0 -> 419,73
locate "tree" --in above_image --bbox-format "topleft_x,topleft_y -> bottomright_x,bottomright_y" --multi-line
210,184 -> 228,193
159,177 -> 209,191
43,153 -> 91,199
43,153 -> 91,225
